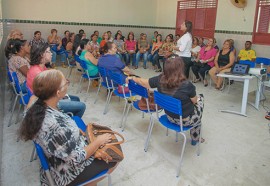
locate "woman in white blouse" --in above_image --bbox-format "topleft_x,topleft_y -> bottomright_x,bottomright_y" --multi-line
174,21 -> 193,78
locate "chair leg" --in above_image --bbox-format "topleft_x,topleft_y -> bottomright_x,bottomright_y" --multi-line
104,90 -> 113,114
9,94 -> 15,112
30,145 -> 36,162
144,115 -> 155,152
175,132 -> 178,142
176,133 -> 187,178
8,95 -> 18,127
119,100 -> 128,128
15,104 -> 22,124
122,102 -> 132,131
94,81 -> 102,104
86,80 -> 91,93
108,173 -> 112,186
142,112 -> 144,118
166,128 -> 169,136
77,77 -> 83,93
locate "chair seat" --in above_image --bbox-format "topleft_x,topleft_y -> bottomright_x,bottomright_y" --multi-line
78,169 -> 109,186
159,115 -> 193,132
133,100 -> 155,113
82,73 -> 100,79
113,89 -> 137,98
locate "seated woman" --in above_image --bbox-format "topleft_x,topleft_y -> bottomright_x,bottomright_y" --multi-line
126,55 -> 204,145
99,32 -> 109,53
113,33 -> 126,61
47,29 -> 67,68
209,39 -> 235,90
65,32 -> 76,65
20,69 -> 117,186
154,34 -> 174,72
115,30 -> 125,41
62,30 -> 70,50
148,34 -> 163,71
135,33 -> 150,69
125,32 -> 137,68
89,34 -> 101,58
191,37 -> 201,62
7,39 -> 30,93
98,42 -> 131,81
79,39 -> 99,77
27,42 -> 86,118
29,31 -> 46,48
192,38 -> 217,86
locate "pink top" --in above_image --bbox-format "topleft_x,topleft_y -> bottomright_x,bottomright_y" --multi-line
199,46 -> 217,67
27,65 -> 47,93
125,40 -> 136,51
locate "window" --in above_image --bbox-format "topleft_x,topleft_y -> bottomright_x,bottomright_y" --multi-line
175,0 -> 218,38
253,0 -> 270,45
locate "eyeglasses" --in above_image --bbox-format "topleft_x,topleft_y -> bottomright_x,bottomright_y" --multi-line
59,79 -> 70,89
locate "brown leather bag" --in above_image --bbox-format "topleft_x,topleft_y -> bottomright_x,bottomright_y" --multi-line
138,92 -> 158,111
86,123 -> 124,163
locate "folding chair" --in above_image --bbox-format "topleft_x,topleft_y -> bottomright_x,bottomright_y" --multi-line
108,71 -> 137,128
34,142 -> 112,186
77,59 -> 100,93
65,50 -> 76,79
8,72 -> 29,127
94,67 -> 116,114
144,91 -> 202,177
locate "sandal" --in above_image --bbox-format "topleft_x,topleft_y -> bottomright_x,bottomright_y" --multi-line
203,80 -> 208,87
191,138 -> 205,146
193,78 -> 201,83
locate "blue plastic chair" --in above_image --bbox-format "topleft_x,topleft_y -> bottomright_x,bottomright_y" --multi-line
239,60 -> 256,68
65,50 -> 76,78
8,72 -> 29,127
108,71 -> 137,128
144,91 -> 202,177
34,141 -> 112,186
121,79 -> 156,131
255,57 -> 270,66
77,59 -> 100,93
94,67 -> 116,114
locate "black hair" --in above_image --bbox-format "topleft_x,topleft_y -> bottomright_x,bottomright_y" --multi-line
34,31 -> 41,36
246,41 -> 252,45
79,29 -> 84,34
5,39 -> 27,58
156,34 -> 162,41
64,30 -> 70,35
115,33 -> 122,40
78,39 -> 89,56
30,42 -> 50,65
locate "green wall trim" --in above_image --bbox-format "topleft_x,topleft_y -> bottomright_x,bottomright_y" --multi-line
1,19 -> 253,35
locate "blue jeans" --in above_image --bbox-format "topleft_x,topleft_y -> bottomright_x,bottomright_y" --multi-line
51,48 -> 67,63
148,53 -> 159,66
125,53 -> 136,66
58,95 -> 86,118
136,51 -> 149,67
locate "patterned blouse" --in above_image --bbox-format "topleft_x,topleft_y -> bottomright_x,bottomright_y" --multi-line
8,55 -> 30,84
34,107 -> 94,186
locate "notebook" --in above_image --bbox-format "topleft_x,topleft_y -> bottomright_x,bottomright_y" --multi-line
224,63 -> 250,76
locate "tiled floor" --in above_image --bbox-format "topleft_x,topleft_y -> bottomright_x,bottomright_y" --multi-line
1,63 -> 270,186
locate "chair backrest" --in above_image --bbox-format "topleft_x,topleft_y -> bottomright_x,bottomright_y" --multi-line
74,55 -> 82,64
153,91 -> 182,116
239,60 -> 256,68
34,142 -> 50,170
108,70 -> 125,85
11,72 -> 22,94
98,67 -> 112,87
26,83 -> 33,97
79,59 -> 88,71
255,57 -> 270,65
72,116 -> 87,132
128,79 -> 148,98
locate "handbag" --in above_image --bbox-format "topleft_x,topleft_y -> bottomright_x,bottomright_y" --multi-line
86,123 -> 124,163
138,92 -> 161,111
118,84 -> 129,94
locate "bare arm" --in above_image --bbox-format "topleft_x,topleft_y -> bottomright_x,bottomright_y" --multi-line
122,66 -> 131,75
86,52 -> 98,65
214,52 -> 219,68
18,65 -> 29,77
190,96 -> 198,104
126,76 -> 151,89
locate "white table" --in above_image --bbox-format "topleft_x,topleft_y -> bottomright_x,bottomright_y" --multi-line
217,73 -> 254,117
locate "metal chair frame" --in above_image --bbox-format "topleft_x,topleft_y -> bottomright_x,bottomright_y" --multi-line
144,91 -> 202,177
